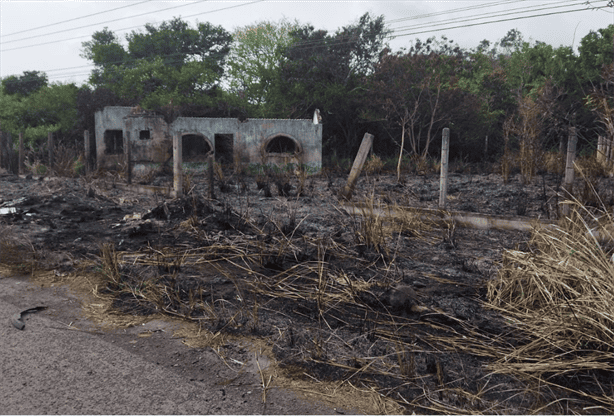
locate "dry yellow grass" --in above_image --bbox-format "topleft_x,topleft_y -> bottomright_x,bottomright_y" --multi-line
484,200 -> 614,409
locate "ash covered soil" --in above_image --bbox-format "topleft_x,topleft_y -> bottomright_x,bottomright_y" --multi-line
3,165 -> 614,414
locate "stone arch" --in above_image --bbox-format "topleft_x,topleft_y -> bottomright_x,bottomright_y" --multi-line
262,133 -> 303,167
182,133 -> 212,162
263,133 -> 302,156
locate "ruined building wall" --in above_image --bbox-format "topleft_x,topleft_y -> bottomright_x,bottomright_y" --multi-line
94,107 -> 322,170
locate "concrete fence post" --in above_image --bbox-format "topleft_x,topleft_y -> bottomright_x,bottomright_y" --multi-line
84,130 -> 91,175
19,133 -> 24,175
0,121 -> 3,170
484,135 -> 488,159
208,154 -> 215,200
5,133 -> 13,173
439,128 -> 450,209
125,131 -> 132,184
47,132 -> 54,172
0,127 -> 4,171
341,132 -> 374,200
562,126 -> 577,218
173,132 -> 183,198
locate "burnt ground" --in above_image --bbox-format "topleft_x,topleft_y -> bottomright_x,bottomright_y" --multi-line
2,164 -> 614,414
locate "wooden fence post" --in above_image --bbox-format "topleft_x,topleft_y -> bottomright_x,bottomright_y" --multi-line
84,130 -> 91,175
597,135 -> 604,164
19,133 -> 24,175
47,132 -> 54,172
439,128 -> 450,209
562,126 -> 577,218
484,135 -> 488,159
173,132 -> 183,198
341,133 -> 374,200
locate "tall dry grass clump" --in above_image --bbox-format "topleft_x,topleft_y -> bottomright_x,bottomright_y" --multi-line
486,201 -> 614,406
0,224 -> 37,274
363,154 -> 385,175
502,81 -> 561,183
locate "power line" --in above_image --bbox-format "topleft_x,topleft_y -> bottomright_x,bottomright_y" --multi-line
1,0 -> 210,45
0,0 -> 264,52
0,0 -> 152,38
390,0 -> 593,33
386,0 -> 517,24
3,0 -> 611,84
1,0 -> 508,50
391,5 -> 611,38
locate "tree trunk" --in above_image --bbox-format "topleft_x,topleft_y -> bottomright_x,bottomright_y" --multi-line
397,123 -> 405,183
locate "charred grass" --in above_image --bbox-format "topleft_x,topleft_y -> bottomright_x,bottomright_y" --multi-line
85,187 -> 614,413
4,163 -> 614,413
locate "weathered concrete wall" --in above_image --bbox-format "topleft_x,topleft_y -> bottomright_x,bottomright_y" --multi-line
94,107 -> 322,170
95,107 -> 132,169
124,114 -> 171,164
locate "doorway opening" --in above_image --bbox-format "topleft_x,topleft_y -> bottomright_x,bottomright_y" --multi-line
214,134 -> 234,166
104,130 -> 123,155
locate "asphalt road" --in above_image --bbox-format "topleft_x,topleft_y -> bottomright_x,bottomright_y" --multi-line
0,274 -> 350,414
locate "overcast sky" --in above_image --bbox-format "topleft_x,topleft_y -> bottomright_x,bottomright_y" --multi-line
1,0 -> 613,86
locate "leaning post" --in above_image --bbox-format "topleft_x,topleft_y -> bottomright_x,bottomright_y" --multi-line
562,126 -> 577,218
341,133 -> 374,200
439,128 -> 450,209
19,133 -> 24,175
173,132 -> 183,198
84,130 -> 91,175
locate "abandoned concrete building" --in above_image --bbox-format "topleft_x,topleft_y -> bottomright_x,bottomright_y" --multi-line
94,107 -> 322,173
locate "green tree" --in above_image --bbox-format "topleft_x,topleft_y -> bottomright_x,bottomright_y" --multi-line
81,18 -> 232,111
366,49 -> 476,168
226,19 -> 300,116
0,80 -> 78,147
126,18 -> 231,74
578,24 -> 614,83
273,13 -> 389,156
1,71 -> 48,96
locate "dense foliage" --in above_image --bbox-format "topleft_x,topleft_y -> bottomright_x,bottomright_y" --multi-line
0,14 -> 612,163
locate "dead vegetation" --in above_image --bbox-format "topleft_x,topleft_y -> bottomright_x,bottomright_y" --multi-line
4,156 -> 614,413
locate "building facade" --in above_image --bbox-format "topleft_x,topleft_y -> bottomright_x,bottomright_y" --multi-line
94,106 -> 322,172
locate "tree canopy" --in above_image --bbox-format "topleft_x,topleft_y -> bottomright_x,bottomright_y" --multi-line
0,16 -> 611,162
1,71 -> 48,97
80,17 -> 232,111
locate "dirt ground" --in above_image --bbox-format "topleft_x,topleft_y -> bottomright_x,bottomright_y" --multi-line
2,164 -> 614,414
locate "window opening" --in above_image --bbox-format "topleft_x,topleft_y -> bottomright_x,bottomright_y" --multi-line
104,130 -> 123,155
266,135 -> 298,154
139,130 -> 151,140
